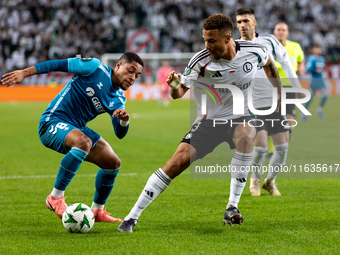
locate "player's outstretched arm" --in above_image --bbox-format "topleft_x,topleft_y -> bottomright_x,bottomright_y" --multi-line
263,56 -> 282,111
1,66 -> 37,87
112,109 -> 130,139
167,71 -> 189,99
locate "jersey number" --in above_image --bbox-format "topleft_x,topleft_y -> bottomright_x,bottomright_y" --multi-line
49,123 -> 69,135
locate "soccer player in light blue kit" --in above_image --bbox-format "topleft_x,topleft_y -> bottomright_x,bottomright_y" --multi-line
1,52 -> 144,222
302,45 -> 328,121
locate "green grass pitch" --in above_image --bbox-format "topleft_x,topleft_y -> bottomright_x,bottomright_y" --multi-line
0,98 -> 339,254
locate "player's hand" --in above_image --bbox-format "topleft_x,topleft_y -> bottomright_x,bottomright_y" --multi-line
166,71 -> 181,89
1,70 -> 26,87
296,92 -> 305,99
112,109 -> 130,121
316,68 -> 323,73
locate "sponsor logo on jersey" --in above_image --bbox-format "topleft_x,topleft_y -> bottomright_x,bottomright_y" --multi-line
243,62 -> 253,73
86,87 -> 105,113
211,71 -> 223,78
86,87 -> 95,96
92,97 -> 105,113
109,101 -> 114,108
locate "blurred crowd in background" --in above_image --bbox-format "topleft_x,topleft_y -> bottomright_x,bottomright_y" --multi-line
0,0 -> 339,77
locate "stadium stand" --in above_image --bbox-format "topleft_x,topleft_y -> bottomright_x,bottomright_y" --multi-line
0,0 -> 339,79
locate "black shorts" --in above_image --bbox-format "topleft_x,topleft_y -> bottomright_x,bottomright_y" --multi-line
181,116 -> 254,160
285,90 -> 296,117
255,107 -> 291,135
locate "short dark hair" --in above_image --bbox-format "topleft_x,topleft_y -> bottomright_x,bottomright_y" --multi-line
203,13 -> 234,34
236,8 -> 255,17
119,52 -> 144,67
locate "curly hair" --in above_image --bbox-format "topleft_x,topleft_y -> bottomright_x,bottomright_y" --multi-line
202,14 -> 234,34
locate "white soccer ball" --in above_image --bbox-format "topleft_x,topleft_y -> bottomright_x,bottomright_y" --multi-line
62,203 -> 95,233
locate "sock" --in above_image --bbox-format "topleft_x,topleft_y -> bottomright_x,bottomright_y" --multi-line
124,168 -> 172,220
267,136 -> 275,154
51,188 -> 65,199
320,95 -> 328,107
251,146 -> 267,179
228,152 -> 252,208
93,168 -> 120,206
267,143 -> 289,182
91,202 -> 105,210
53,147 -> 88,192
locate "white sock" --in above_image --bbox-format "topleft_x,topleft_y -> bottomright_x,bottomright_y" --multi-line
51,188 -> 64,199
267,143 -> 288,182
91,202 -> 104,210
228,152 -> 252,208
251,146 -> 267,179
124,168 -> 172,220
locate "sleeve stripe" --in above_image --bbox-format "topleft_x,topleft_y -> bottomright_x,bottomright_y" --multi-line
188,49 -> 208,67
188,52 -> 211,69
238,42 -> 266,52
239,45 -> 266,53
258,33 -> 280,45
268,34 -> 280,45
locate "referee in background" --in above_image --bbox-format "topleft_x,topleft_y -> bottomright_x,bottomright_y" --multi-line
266,22 -> 305,158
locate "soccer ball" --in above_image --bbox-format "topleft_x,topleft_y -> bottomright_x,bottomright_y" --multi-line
62,203 -> 95,233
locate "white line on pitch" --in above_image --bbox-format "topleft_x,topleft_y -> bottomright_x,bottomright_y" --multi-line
0,173 -> 137,180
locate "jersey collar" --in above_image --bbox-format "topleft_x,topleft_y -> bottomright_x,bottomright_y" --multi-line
238,32 -> 259,40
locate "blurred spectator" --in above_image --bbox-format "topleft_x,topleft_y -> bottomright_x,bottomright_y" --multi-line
0,0 -> 339,75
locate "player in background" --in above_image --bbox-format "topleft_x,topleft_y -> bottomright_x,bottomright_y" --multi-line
236,8 -> 304,196
301,45 -> 328,121
118,13 -> 281,233
156,60 -> 173,106
264,22 -> 305,158
1,52 -> 143,222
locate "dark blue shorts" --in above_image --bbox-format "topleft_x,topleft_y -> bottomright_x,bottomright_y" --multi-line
38,119 -> 101,154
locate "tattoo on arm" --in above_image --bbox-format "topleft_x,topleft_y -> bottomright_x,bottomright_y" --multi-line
267,59 -> 280,79
263,57 -> 282,89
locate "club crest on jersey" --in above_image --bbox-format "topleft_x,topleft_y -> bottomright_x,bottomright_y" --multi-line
243,62 -> 253,73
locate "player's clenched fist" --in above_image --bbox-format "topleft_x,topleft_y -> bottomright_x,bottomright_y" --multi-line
112,109 -> 130,121
166,71 -> 181,90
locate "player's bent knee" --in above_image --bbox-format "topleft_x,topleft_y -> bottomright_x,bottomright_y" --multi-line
102,157 -> 121,170
235,135 -> 253,150
74,136 -> 93,152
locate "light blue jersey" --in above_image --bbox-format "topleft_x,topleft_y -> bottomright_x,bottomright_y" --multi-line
37,58 -> 128,154
306,55 -> 325,79
39,58 -> 125,127
306,55 -> 326,90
